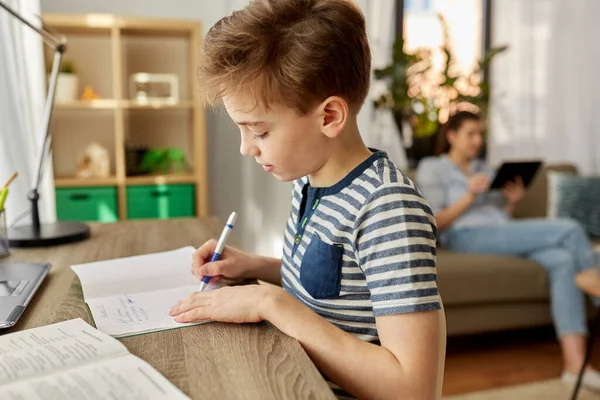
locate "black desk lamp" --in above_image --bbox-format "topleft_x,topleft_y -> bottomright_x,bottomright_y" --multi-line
1,1 -> 90,247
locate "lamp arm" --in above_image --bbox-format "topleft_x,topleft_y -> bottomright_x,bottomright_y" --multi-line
0,0 -> 67,230
33,46 -> 64,192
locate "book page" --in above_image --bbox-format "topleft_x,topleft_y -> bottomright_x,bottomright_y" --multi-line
0,354 -> 190,400
71,247 -> 198,299
0,318 -> 128,385
86,284 -> 219,338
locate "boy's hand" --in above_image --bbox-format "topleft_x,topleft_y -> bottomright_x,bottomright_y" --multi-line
169,285 -> 281,324
192,240 -> 258,283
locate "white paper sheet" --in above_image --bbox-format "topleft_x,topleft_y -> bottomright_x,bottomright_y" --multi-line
1,354 -> 190,400
71,247 -> 200,299
71,247 -> 218,337
0,318 -> 127,385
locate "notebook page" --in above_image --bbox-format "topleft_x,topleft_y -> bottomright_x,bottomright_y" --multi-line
71,247 -> 198,299
85,284 -> 220,338
0,318 -> 127,385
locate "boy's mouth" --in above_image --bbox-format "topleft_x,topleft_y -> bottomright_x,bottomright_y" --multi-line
262,164 -> 274,172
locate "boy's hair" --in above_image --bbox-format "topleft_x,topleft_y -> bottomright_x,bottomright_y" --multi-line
197,0 -> 371,114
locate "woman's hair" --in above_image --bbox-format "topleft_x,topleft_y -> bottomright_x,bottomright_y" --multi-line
435,111 -> 481,155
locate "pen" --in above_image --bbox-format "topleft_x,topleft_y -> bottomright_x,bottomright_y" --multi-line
198,211 -> 237,292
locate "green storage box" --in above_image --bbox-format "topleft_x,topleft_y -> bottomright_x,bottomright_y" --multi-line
127,184 -> 195,219
56,187 -> 118,223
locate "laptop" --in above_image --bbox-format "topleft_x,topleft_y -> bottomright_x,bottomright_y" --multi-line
0,263 -> 50,328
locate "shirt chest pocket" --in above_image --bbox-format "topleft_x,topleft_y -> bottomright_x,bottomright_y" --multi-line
300,234 -> 343,299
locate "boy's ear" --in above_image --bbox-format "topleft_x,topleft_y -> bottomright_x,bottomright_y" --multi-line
318,96 -> 348,139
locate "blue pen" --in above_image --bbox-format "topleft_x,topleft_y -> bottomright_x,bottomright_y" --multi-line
198,212 -> 237,292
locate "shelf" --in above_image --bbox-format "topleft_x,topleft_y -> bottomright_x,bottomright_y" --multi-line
54,176 -> 118,187
126,173 -> 196,185
120,19 -> 199,38
44,14 -> 116,34
45,13 -> 208,218
122,100 -> 195,109
54,100 -> 195,110
45,14 -> 200,37
55,99 -> 119,109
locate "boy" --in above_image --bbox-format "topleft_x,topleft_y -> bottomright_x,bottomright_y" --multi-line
169,0 -> 445,398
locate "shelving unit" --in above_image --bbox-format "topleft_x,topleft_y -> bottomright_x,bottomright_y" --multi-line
45,14 -> 207,222
54,176 -> 119,187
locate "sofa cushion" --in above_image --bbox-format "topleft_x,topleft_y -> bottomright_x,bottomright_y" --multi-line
435,249 -> 550,306
547,172 -> 600,239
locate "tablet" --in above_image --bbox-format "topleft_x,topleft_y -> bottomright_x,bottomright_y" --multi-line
489,161 -> 543,189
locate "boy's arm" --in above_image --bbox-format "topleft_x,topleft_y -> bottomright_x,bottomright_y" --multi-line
177,182 -> 444,398
262,290 -> 444,400
247,255 -> 282,285
171,285 -> 443,399
271,182 -> 443,399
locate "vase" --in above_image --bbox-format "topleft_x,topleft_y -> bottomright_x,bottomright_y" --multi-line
54,73 -> 79,103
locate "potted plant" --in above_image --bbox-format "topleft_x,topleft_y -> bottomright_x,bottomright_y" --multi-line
54,59 -> 79,103
374,15 -> 507,167
139,148 -> 187,175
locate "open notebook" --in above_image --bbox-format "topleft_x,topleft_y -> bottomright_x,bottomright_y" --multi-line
0,318 -> 189,399
71,247 -> 219,338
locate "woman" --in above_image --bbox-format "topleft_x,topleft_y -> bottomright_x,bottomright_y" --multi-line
415,111 -> 600,389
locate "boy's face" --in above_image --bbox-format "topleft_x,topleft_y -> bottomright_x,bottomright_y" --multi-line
223,94 -> 331,182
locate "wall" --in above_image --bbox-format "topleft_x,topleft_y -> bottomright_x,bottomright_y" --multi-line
41,0 -> 375,256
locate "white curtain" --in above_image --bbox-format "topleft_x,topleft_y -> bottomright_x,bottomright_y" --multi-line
543,0 -> 600,175
361,0 -> 409,170
488,0 -> 553,165
0,0 -> 55,227
488,0 -> 600,175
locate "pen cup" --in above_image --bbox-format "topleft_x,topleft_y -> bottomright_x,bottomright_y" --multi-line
0,209 -> 9,258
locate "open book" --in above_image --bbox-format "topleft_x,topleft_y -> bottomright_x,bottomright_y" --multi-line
0,318 -> 189,400
71,247 -> 218,338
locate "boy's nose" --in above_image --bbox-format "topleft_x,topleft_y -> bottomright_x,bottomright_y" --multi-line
240,136 -> 260,157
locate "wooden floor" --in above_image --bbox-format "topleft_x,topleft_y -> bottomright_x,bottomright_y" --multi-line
443,326 -> 600,396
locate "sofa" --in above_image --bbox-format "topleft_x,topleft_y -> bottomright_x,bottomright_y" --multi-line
409,164 -> 600,336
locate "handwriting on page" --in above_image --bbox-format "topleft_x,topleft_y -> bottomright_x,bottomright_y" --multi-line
85,285 -> 216,337
111,295 -> 150,323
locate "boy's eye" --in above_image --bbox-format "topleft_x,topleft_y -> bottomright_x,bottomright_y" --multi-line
253,132 -> 268,140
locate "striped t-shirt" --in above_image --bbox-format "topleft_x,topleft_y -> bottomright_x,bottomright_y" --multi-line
281,150 -> 441,344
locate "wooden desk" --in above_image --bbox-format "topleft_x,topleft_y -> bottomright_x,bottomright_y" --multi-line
2,218 -> 335,400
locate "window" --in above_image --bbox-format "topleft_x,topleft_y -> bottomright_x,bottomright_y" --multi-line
399,0 -> 487,122
403,0 -> 484,77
